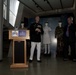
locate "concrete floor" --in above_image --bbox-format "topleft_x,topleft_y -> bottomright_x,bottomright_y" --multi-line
0,56 -> 76,75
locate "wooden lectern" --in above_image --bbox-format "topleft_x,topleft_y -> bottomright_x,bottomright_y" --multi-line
9,29 -> 30,68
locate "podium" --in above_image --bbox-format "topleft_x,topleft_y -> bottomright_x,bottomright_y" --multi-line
9,29 -> 30,68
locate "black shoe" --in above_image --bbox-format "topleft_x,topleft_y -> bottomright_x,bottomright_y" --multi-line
29,60 -> 33,63
44,53 -> 47,55
37,60 -> 41,62
44,53 -> 47,56
48,53 -> 51,56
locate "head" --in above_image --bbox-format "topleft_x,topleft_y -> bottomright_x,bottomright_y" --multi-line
58,21 -> 62,27
21,22 -> 24,28
35,16 -> 40,23
45,22 -> 48,26
67,16 -> 73,25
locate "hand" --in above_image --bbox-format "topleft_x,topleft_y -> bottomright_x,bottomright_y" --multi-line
35,28 -> 39,31
35,28 -> 41,32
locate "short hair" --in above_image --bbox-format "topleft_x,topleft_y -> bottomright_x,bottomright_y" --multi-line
45,22 -> 48,23
21,21 -> 24,24
35,15 -> 39,18
67,16 -> 73,21
58,21 -> 62,23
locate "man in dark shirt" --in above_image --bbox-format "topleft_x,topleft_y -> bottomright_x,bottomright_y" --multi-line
63,16 -> 76,61
29,16 -> 43,62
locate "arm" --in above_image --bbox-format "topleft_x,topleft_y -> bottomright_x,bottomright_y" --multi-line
30,23 -> 36,35
40,25 -> 44,34
37,26 -> 44,34
55,27 -> 57,38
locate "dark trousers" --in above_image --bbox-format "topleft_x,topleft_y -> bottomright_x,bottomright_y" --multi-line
63,37 -> 76,59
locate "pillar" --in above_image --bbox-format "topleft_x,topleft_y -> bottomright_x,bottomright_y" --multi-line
6,0 -> 10,27
73,0 -> 76,24
15,3 -> 24,28
0,0 -> 3,61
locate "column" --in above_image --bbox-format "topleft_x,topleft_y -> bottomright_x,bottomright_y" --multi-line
0,0 -> 3,61
73,0 -> 76,24
6,0 -> 10,27
15,3 -> 24,28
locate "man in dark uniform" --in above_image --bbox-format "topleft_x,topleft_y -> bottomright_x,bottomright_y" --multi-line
55,21 -> 64,57
63,16 -> 76,61
29,16 -> 43,62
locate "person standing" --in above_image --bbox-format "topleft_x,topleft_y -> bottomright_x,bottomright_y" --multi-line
63,16 -> 76,61
55,21 -> 64,57
43,22 -> 51,55
29,16 -> 43,62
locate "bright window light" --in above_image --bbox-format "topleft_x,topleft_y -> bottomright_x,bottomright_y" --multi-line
9,0 -> 20,27
53,38 -> 57,44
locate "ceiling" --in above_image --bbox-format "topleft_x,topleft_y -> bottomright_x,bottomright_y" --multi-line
19,0 -> 75,17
